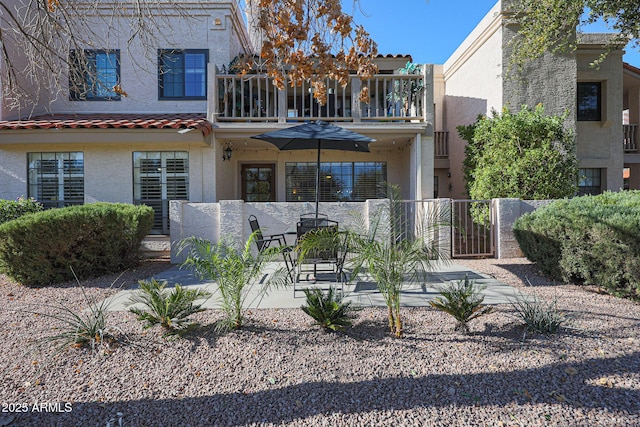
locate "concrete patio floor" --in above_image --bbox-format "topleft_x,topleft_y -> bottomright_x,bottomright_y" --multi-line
106,260 -> 528,311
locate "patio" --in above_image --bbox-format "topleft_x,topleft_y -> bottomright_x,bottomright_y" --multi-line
105,260 -> 526,311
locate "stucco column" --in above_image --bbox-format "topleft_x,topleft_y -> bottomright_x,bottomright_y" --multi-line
421,133 -> 434,199
494,198 -> 523,259
220,199 -> 245,249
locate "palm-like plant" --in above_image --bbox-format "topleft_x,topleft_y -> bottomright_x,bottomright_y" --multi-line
298,183 -> 450,337
301,287 -> 356,332
430,275 -> 493,334
178,232 -> 290,331
128,278 -> 211,334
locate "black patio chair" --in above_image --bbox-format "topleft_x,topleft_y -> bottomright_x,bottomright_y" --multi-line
300,212 -> 328,221
295,218 -> 340,283
295,227 -> 349,293
247,215 -> 295,280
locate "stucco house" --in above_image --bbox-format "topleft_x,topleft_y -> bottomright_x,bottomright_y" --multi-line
0,0 -> 434,236
0,0 -> 636,244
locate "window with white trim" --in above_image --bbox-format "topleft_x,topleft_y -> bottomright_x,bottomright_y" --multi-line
28,152 -> 84,208
133,152 -> 189,234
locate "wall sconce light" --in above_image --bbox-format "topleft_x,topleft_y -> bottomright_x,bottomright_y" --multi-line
447,171 -> 451,178
222,143 -> 233,161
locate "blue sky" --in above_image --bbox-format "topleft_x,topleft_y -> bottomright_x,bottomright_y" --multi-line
349,0 -> 640,67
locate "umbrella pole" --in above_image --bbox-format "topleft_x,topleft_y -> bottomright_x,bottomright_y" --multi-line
315,140 -> 321,219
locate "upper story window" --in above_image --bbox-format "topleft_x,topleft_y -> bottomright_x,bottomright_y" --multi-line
577,82 -> 601,121
158,49 -> 208,100
69,50 -> 120,101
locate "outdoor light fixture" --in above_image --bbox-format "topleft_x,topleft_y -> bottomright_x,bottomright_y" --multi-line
222,143 -> 233,161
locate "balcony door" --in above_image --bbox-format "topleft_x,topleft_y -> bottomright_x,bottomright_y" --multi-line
242,164 -> 276,201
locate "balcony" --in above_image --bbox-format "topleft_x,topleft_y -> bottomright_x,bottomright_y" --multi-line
624,124 -> 637,152
213,71 -> 427,123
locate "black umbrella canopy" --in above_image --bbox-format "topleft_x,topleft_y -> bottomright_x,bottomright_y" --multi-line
251,120 -> 374,152
251,121 -> 376,217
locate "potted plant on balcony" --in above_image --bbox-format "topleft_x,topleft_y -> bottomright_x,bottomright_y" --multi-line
386,62 -> 424,118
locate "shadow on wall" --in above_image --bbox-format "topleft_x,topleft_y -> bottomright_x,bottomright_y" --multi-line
442,95 -> 488,198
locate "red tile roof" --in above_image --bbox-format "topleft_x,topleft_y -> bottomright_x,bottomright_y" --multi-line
0,113 -> 212,137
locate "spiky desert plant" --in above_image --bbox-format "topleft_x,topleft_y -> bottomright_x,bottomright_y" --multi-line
301,287 -> 356,332
37,285 -> 115,353
20,268 -> 121,355
178,232 -> 290,331
430,275 -> 493,334
511,293 -> 568,334
128,279 -> 211,334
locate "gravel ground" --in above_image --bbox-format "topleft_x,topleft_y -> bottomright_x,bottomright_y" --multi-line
0,258 -> 639,427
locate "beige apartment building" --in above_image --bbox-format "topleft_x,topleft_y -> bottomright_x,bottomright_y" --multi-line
0,0 -> 636,237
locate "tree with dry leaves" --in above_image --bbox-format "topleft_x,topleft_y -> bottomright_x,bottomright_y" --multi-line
0,0 -> 200,113
244,0 -> 379,104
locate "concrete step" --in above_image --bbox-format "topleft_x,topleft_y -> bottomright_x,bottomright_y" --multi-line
140,235 -> 171,259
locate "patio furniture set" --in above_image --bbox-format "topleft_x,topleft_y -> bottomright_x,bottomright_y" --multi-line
248,213 -> 349,291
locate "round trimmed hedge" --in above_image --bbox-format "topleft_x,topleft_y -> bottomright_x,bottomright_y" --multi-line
513,191 -> 640,299
0,203 -> 154,286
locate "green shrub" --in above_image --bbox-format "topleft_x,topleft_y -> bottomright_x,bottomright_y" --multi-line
430,275 -> 493,334
514,191 -> 640,299
0,203 -> 154,286
128,279 -> 211,335
0,197 -> 43,224
301,287 -> 356,332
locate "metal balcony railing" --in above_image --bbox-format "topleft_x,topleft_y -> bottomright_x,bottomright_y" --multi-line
624,124 -> 637,152
434,131 -> 449,158
213,71 -> 427,123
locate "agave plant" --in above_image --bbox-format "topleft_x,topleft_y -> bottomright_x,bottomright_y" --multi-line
178,232 -> 290,331
128,279 -> 211,334
511,293 -> 568,334
301,287 -> 356,332
430,275 -> 493,334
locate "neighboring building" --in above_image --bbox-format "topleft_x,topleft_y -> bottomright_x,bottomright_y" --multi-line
435,0 -> 627,198
624,62 -> 640,190
0,0 -> 635,237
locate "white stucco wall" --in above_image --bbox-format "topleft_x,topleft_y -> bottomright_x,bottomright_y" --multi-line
0,129 -> 212,203
1,1 -> 251,119
214,143 -> 413,202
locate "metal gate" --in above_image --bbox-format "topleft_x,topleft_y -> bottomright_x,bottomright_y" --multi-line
451,199 -> 494,258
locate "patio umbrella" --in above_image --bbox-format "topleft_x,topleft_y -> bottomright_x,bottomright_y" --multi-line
251,120 -> 375,217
